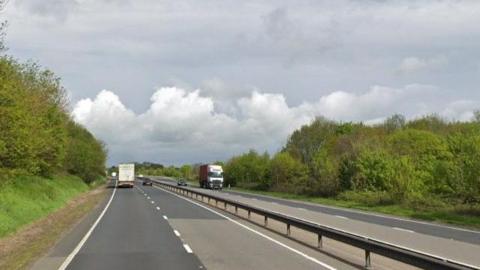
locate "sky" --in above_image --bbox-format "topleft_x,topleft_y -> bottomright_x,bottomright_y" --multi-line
2,0 -> 480,165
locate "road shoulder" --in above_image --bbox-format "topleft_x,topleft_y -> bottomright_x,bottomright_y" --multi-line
0,184 -> 111,270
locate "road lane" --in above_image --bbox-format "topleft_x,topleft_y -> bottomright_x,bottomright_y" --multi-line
65,186 -> 204,270
138,184 -> 359,270
153,179 -> 480,268
156,177 -> 480,245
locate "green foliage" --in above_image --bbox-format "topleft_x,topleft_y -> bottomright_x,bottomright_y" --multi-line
383,114 -> 406,132
0,56 -> 106,184
446,132 -> 480,203
223,113 -> 480,209
134,162 -> 191,179
0,174 -> 89,237
309,148 -> 340,196
224,150 -> 270,189
64,121 -> 107,184
270,152 -> 308,194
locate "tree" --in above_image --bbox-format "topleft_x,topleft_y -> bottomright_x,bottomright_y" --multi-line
0,0 -> 8,52
270,152 -> 308,194
180,164 -> 193,179
447,133 -> 480,203
383,114 -> 406,132
473,110 -> 480,123
64,121 -> 107,184
224,150 -> 270,189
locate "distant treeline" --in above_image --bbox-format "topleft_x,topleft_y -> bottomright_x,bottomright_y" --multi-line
109,162 -> 198,180
224,115 -> 480,206
0,55 -> 107,184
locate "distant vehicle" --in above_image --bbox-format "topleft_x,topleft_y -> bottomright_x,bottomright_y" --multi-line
177,179 -> 187,186
142,178 -> 153,186
111,172 -> 117,178
118,163 -> 135,188
199,164 -> 223,189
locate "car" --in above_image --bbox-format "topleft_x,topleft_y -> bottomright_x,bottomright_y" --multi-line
177,179 -> 187,186
142,178 -> 153,186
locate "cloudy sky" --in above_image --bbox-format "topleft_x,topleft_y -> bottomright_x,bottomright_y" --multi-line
2,0 -> 480,165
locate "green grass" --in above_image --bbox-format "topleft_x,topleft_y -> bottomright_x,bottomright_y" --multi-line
230,187 -> 480,230
0,174 -> 90,238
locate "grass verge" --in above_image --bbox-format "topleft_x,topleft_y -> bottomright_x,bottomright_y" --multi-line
0,178 -> 107,270
0,174 -> 92,238
230,187 -> 480,230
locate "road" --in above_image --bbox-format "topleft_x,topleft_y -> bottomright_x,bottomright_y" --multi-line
152,177 -> 480,268
36,180 -> 377,270
32,178 -> 480,270
159,177 -> 480,245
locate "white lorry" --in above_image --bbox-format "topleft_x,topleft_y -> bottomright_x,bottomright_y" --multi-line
118,163 -> 135,188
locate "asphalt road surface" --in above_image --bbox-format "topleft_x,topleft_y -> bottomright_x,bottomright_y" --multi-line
151,177 -> 480,268
159,177 -> 480,245
34,178 -> 480,269
37,181 -> 379,270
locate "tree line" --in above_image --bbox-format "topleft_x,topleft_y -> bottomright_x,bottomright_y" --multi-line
224,115 -> 480,207
0,30 -> 107,184
120,162 -> 198,180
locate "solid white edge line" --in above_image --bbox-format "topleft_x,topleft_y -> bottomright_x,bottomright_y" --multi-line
203,188 -> 480,269
154,186 -> 336,270
183,244 -> 193,253
228,190 -> 480,235
174,230 -> 181,237
58,181 -> 117,270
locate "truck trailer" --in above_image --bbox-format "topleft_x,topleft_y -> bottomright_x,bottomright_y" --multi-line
199,164 -> 224,189
118,163 -> 135,188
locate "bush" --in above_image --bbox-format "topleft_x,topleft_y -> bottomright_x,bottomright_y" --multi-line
338,191 -> 395,206
0,56 -> 106,184
269,152 -> 308,194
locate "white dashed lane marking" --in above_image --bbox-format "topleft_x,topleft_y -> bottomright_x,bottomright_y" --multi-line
183,244 -> 193,253
393,227 -> 415,233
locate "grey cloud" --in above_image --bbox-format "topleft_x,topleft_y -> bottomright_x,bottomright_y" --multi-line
3,0 -> 480,164
15,0 -> 79,21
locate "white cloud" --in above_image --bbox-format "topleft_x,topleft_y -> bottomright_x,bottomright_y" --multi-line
72,84 -> 480,165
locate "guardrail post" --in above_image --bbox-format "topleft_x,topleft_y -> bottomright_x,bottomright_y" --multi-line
365,250 -> 371,268
215,200 -> 218,207
224,201 -> 227,209
248,210 -> 251,219
235,206 -> 238,214
287,224 -> 291,236
318,234 -> 323,249
264,216 -> 268,227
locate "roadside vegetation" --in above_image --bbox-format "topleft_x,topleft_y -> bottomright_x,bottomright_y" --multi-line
117,162 -> 199,180
223,115 -> 480,228
0,16 -> 107,239
0,175 -> 89,238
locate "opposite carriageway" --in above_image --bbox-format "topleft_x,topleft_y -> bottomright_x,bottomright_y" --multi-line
150,178 -> 479,270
